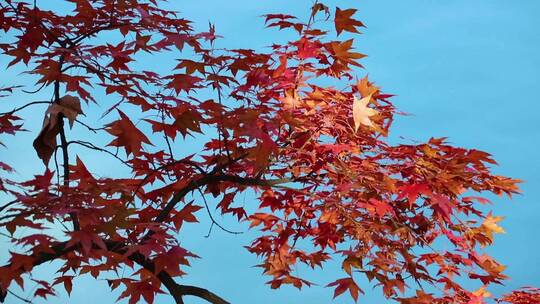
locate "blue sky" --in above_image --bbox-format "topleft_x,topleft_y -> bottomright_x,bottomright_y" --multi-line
1,0 -> 539,303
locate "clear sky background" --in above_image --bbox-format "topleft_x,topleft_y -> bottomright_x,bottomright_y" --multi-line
1,1 -> 539,303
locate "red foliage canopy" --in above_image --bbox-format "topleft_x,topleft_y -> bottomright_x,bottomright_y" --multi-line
0,1 -> 535,303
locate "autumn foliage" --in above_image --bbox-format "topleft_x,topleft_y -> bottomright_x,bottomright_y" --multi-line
0,1 -> 537,303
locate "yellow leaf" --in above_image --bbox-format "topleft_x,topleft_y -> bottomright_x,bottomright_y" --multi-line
352,95 -> 377,132
281,90 -> 301,109
482,215 -> 505,234
473,286 -> 492,298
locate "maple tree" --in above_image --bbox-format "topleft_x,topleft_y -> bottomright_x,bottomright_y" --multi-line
0,1 -> 537,303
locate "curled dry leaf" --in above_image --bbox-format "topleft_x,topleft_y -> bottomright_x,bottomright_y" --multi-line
51,95 -> 83,128
33,95 -> 82,165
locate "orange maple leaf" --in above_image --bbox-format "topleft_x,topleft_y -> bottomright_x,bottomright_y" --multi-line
335,7 -> 365,36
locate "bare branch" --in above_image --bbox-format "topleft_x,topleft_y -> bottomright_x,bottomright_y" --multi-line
5,289 -> 32,304
69,140 -> 132,169
58,114 -> 79,231
74,119 -> 106,133
196,188 -> 242,237
0,101 -> 52,116
0,199 -> 18,214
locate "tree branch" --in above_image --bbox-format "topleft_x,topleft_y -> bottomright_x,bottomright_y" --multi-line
154,173 -> 294,225
0,199 -> 18,214
0,239 -> 230,304
178,285 -> 230,304
0,166 -> 295,304
57,115 -> 79,231
0,101 -> 52,116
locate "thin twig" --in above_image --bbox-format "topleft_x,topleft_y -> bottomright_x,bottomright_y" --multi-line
68,140 -> 132,168
196,188 -> 242,237
0,199 -> 18,214
0,101 -> 51,116
21,82 -> 47,94
74,119 -> 106,133
6,289 -> 33,304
